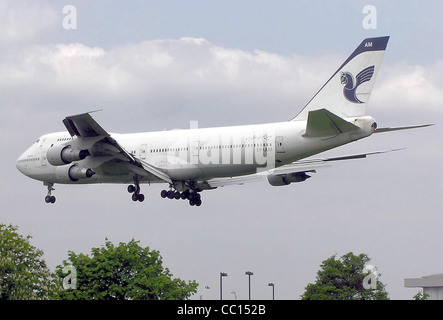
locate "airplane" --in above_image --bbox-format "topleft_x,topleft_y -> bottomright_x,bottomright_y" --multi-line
16,36 -> 431,206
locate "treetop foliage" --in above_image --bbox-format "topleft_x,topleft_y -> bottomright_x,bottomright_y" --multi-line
0,224 -> 59,300
55,238 -> 198,300
1,224 -> 197,300
301,252 -> 389,300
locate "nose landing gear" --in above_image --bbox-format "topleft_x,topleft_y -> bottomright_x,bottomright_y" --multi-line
44,182 -> 56,204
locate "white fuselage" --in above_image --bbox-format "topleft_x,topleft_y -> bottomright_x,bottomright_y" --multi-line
16,117 -> 375,186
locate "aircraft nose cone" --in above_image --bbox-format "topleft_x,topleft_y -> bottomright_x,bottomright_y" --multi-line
16,155 -> 27,174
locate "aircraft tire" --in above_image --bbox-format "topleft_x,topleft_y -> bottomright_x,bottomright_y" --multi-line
45,195 -> 56,204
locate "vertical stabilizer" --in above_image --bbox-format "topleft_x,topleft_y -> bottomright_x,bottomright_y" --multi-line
292,36 -> 389,121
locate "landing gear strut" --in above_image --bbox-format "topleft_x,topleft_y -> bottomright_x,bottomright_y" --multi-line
44,182 -> 56,204
127,176 -> 145,202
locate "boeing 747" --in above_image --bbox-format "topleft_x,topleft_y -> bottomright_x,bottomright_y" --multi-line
16,36 -> 431,206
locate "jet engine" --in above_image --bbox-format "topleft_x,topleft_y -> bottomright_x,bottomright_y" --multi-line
55,164 -> 96,182
267,172 -> 311,186
47,145 -> 89,166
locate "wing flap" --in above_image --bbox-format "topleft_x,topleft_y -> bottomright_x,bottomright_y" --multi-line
205,149 -> 401,188
139,159 -> 173,184
205,174 -> 265,188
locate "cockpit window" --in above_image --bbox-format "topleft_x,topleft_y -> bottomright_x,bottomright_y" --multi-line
35,139 -> 40,144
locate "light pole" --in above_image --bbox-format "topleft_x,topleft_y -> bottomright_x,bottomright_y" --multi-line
220,272 -> 228,300
268,283 -> 275,300
245,271 -> 254,300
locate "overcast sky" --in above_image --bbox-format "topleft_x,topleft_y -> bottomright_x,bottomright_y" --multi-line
2,0 -> 443,300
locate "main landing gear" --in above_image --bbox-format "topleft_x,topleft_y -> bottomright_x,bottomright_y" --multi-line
127,176 -> 145,202
44,182 -> 56,204
160,188 -> 202,206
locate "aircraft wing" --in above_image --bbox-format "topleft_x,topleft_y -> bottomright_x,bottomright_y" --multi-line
204,149 -> 401,189
63,112 -> 172,184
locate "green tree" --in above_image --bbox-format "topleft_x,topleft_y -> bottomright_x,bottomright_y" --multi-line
55,239 -> 198,300
301,252 -> 389,300
413,291 -> 429,300
0,224 -> 60,299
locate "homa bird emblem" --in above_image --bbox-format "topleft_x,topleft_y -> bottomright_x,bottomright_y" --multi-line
340,65 -> 375,103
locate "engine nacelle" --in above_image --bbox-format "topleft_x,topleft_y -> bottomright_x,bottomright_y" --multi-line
267,172 -> 311,186
68,165 -> 95,181
47,145 -> 89,166
55,165 -> 96,182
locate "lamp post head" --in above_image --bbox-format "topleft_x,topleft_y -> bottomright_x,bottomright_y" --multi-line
268,283 -> 274,287
220,272 -> 228,277
245,271 -> 254,276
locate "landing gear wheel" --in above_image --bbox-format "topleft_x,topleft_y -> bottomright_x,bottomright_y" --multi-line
159,183 -> 203,207
188,192 -> 202,206
132,193 -> 145,202
44,183 -> 56,204
128,176 -> 145,203
45,195 -> 56,203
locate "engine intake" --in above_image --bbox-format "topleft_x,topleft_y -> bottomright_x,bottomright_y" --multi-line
47,145 -> 89,166
267,172 -> 311,186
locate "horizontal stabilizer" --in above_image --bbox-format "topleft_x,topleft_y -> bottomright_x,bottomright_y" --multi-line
304,109 -> 360,137
375,124 -> 434,133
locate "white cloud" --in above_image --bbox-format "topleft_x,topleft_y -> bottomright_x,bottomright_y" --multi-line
372,61 -> 443,115
1,37 -> 442,133
0,38 -> 323,111
0,1 -> 58,44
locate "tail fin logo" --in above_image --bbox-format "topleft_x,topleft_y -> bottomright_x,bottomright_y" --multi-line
340,65 -> 375,103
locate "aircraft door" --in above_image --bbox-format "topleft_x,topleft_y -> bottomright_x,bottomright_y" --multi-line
276,136 -> 285,153
140,144 -> 147,160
